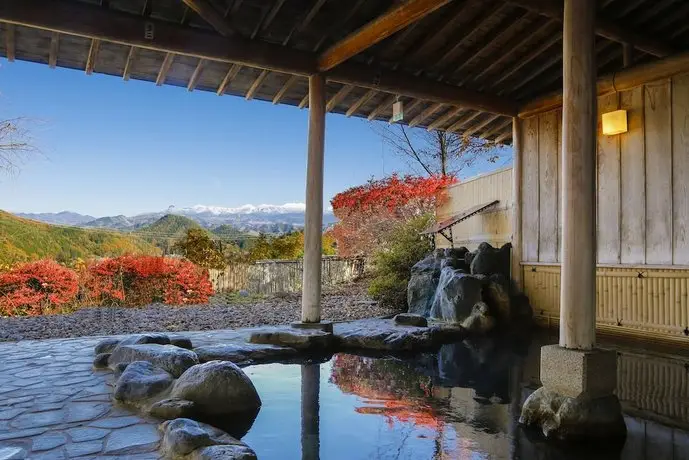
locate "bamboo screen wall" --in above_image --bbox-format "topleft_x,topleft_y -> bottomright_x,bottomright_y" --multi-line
434,167 -> 513,250
519,73 -> 689,341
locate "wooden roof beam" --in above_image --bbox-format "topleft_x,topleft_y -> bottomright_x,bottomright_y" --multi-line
408,103 -> 444,128
48,32 -> 59,68
318,0 -> 453,71
187,58 -> 206,91
217,63 -> 241,96
463,114 -> 501,138
427,106 -> 463,131
327,85 -> 355,112
272,75 -> 299,104
494,130 -> 512,144
181,0 -> 234,36
367,94 -> 397,121
446,111 -> 481,133
298,94 -> 309,109
389,99 -> 425,123
346,89 -> 376,117
480,118 -> 512,139
85,38 -> 100,75
122,46 -> 135,81
4,23 -> 14,62
0,0 -> 518,116
509,0 -> 674,57
155,52 -> 174,86
245,69 -> 269,100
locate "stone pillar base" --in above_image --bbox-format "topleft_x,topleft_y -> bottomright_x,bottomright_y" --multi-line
519,345 -> 626,441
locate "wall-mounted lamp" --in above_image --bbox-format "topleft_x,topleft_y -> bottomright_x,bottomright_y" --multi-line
602,109 -> 628,135
391,97 -> 403,123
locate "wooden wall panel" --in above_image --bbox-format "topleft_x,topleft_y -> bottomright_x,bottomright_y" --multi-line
522,116 -> 540,262
672,74 -> 689,265
644,81 -> 673,265
620,87 -> 646,264
597,93 -> 622,263
538,111 -> 558,262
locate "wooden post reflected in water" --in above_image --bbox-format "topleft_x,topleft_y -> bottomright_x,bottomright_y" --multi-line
301,364 -> 320,460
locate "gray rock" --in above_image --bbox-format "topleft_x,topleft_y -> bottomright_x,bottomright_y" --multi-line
109,344 -> 199,378
103,423 -> 159,454
194,343 -> 298,365
482,275 -> 511,321
470,242 -> 511,278
461,302 -> 496,334
334,319 -> 466,351
170,337 -> 193,350
113,361 -> 174,402
393,313 -> 428,327
171,361 -> 261,417
238,290 -> 250,297
118,333 -> 172,347
94,338 -> 121,355
160,418 -> 214,456
31,432 -> 67,452
0,447 -> 26,460
192,445 -> 257,460
520,387 -> 627,440
149,398 -> 197,420
445,247 -> 469,259
407,254 -> 442,317
430,268 -> 483,322
248,328 -> 333,351
93,353 -> 110,369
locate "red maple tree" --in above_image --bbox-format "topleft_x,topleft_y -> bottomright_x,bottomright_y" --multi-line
330,174 -> 456,256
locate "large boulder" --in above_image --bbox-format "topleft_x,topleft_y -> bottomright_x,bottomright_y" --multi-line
430,268 -> 483,322
149,398 -> 197,420
160,418 -> 256,460
482,274 -> 512,322
248,328 -> 333,350
194,343 -> 298,365
461,302 -> 496,334
393,313 -> 428,327
171,361 -> 261,418
109,344 -> 199,378
334,319 -> 466,351
113,361 -> 174,403
192,445 -> 257,460
470,242 -> 511,278
406,253 -> 442,317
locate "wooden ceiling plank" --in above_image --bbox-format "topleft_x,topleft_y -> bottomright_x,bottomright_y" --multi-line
187,58 -> 206,91
480,118 -> 512,139
123,46 -> 136,81
85,38 -> 100,75
217,63 -> 241,95
261,0 -> 287,33
408,103 -> 444,128
446,111 -> 482,132
427,106 -> 463,131
314,0 -> 367,51
155,52 -> 174,86
245,69 -> 269,100
346,89 -> 377,117
182,0 -> 234,36
509,0 -> 674,57
326,84 -> 355,112
463,114 -> 500,138
48,32 -> 59,68
5,23 -> 15,62
272,74 -> 299,104
318,0 -> 453,71
489,32 -> 561,89
494,130 -> 512,144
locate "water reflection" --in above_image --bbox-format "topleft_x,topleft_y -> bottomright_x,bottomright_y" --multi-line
241,334 -> 689,460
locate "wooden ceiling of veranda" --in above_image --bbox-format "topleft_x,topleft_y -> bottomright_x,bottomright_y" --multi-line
1,0 -> 688,144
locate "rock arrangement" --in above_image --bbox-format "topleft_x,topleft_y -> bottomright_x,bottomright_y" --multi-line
94,333 -> 265,459
407,243 -> 532,334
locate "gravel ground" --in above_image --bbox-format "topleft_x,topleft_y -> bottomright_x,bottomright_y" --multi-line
0,281 -> 398,341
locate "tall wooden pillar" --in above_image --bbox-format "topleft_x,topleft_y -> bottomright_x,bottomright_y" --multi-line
560,0 -> 597,350
301,364 -> 320,460
302,74 -> 326,323
511,117 -> 523,289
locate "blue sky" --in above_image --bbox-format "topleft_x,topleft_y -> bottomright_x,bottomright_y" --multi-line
0,60 -> 511,217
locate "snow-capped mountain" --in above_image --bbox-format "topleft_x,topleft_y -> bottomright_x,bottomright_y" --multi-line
178,203 -> 307,215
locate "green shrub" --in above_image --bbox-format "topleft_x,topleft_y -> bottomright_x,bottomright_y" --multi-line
368,214 -> 433,308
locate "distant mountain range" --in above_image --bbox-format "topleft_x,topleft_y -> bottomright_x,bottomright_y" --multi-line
15,203 -> 337,233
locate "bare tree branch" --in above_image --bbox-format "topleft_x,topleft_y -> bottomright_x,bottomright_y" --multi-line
371,122 -> 498,177
0,117 -> 39,177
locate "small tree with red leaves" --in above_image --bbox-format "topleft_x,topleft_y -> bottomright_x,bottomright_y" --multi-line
0,260 -> 79,316
330,174 -> 456,256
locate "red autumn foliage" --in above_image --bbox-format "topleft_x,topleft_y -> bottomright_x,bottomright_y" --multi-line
0,260 -> 79,316
85,255 -> 213,306
330,174 -> 457,256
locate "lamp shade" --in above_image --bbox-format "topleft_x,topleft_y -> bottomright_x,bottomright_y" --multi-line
602,109 -> 628,135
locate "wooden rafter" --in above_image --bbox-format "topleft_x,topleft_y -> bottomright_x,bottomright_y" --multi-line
494,130 -> 512,144
447,111 -> 481,132
246,69 -> 269,100
122,46 -> 136,81
509,0 -> 674,57
187,58 -> 206,91
463,114 -> 501,138
327,85 -> 355,112
181,0 -> 234,36
367,94 -> 397,121
489,32 -> 561,89
259,0 -> 287,35
314,0 -> 367,51
155,52 -> 174,86
389,99 -> 425,123
272,74 -> 299,104
346,89 -> 376,117
408,103 -> 444,128
141,0 -> 151,17
48,32 -> 59,68
5,23 -> 15,62
217,63 -> 241,96
427,106 -> 463,131
85,38 -> 100,75
318,0 -> 453,71
298,93 -> 309,109
480,118 -> 511,139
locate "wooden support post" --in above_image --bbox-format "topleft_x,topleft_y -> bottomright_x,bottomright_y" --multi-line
560,0 -> 597,350
301,74 -> 326,323
300,364 -> 320,460
511,117 -> 523,289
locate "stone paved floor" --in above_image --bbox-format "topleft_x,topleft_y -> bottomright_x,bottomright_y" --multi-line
0,330 -> 255,460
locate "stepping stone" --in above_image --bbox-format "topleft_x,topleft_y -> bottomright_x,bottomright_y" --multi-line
103,424 -> 159,455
